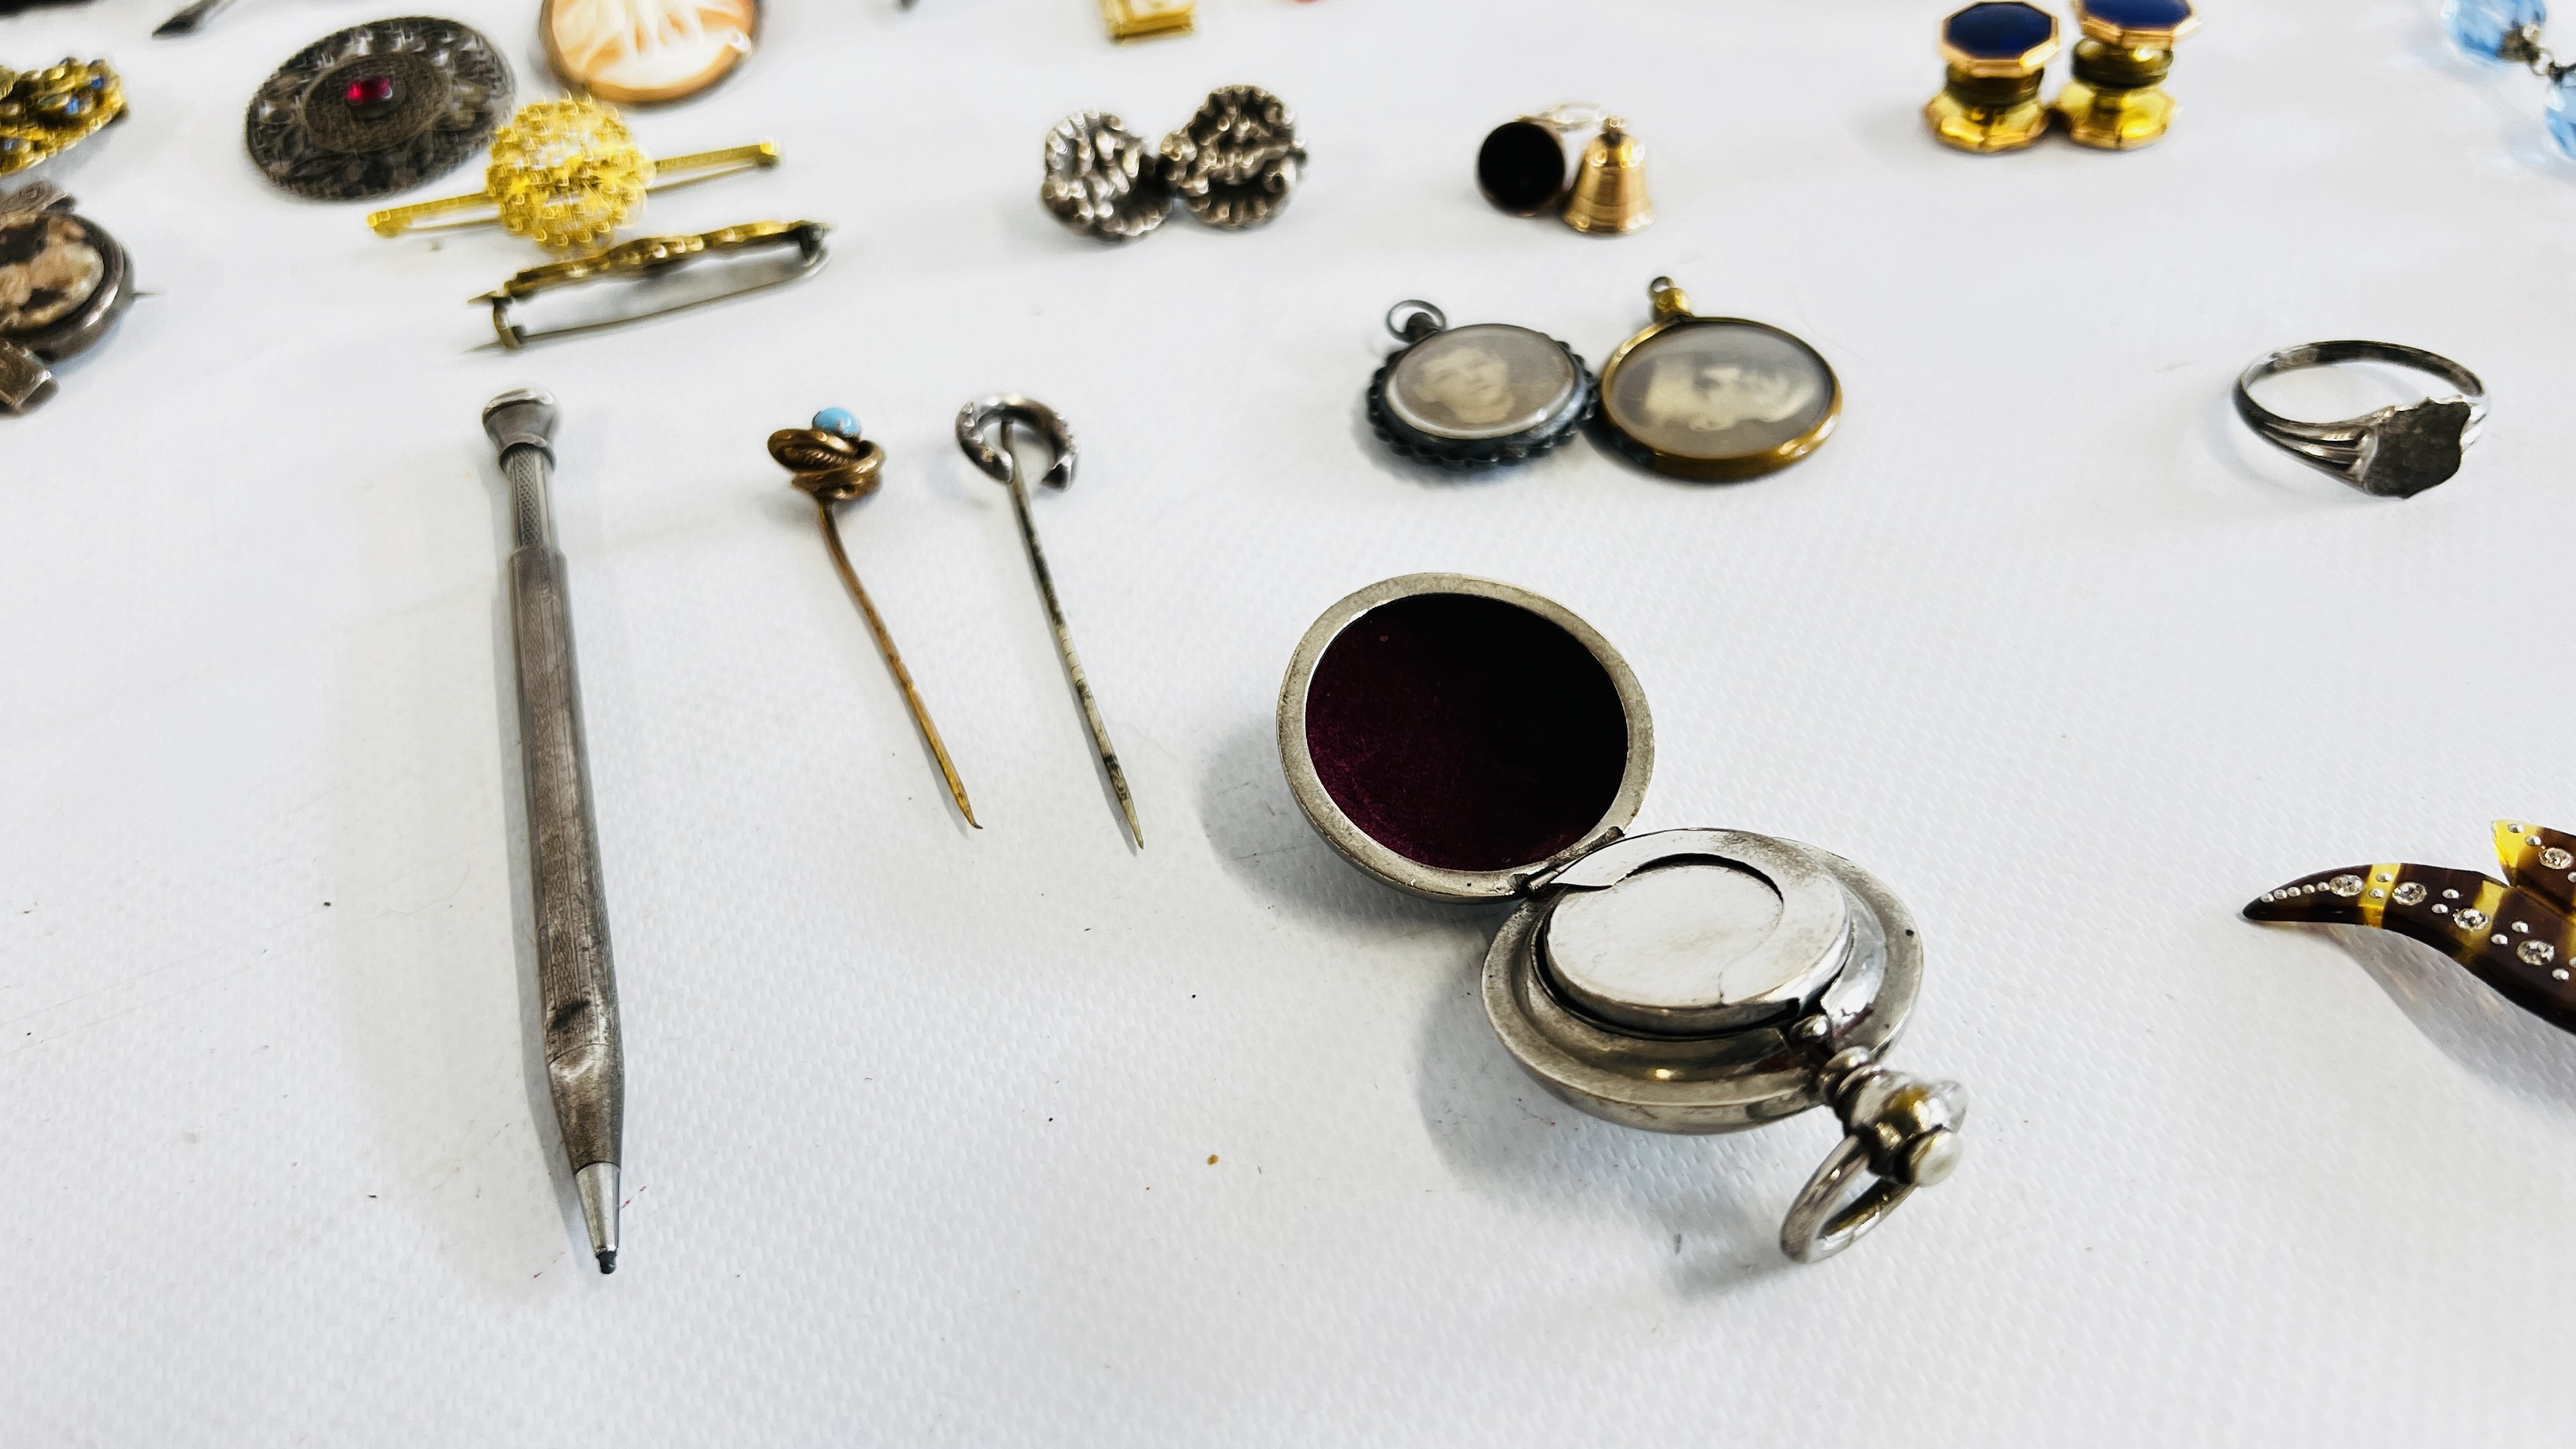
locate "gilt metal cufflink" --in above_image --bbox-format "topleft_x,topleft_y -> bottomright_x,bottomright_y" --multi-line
2058,0 -> 2200,150
1926,4 -> 2060,153
1926,1 -> 2200,151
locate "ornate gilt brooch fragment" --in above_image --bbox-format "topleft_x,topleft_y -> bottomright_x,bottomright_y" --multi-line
0,58 -> 125,178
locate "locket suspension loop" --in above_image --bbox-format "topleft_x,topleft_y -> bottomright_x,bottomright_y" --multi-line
956,394 -> 1078,491
1383,299 -> 1446,342
1779,1042 -> 1969,1263
1780,1136 -> 1908,1263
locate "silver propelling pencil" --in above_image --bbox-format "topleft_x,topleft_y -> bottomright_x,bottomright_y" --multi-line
482,388 -> 625,1273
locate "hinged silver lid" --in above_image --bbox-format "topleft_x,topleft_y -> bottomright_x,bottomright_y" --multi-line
1276,574 -> 1653,902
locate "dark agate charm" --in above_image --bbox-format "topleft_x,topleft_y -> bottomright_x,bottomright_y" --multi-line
244,17 -> 515,203
1478,118 -> 1574,215
2246,820 -> 2576,1034
1367,300 -> 1593,473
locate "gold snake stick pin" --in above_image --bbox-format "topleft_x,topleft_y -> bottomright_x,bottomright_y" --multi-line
769,409 -> 979,829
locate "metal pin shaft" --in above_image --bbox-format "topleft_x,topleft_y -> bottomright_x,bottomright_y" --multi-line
811,500 -> 978,827
997,419 -> 1142,848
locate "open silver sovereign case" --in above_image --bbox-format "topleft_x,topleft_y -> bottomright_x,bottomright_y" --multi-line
1276,575 -> 1968,1262
0,183 -> 134,415
1367,300 -> 1593,471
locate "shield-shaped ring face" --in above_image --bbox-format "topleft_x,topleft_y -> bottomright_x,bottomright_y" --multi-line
544,0 -> 760,105
1383,325 -> 1582,443
1599,318 -> 1841,480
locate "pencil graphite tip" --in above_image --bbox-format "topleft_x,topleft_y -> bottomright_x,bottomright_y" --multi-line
596,1249 -> 617,1275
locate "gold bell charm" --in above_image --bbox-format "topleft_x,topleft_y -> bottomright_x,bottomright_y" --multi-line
2057,0 -> 2201,149
1926,4 -> 2061,153
1560,118 -> 1652,236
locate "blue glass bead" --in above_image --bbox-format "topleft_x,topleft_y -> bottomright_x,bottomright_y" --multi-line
2444,0 -> 2548,59
1945,3 -> 2057,61
2549,73 -> 2576,157
2081,0 -> 2195,28
813,407 -> 859,438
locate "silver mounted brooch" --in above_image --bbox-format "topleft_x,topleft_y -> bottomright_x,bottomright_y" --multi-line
0,183 -> 134,415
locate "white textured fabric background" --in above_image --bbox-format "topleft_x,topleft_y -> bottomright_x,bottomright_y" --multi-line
4,0 -> 2575,1441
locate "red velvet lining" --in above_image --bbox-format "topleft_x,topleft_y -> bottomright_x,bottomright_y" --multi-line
1305,593 -> 1630,873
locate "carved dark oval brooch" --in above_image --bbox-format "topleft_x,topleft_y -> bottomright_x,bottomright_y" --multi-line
244,16 -> 515,203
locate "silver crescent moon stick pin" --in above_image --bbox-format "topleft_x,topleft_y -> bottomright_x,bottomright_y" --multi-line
956,395 -> 1143,848
482,388 -> 626,1274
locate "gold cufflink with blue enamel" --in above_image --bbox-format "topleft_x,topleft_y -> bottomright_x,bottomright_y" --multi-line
2058,0 -> 2200,149
1926,4 -> 2060,153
